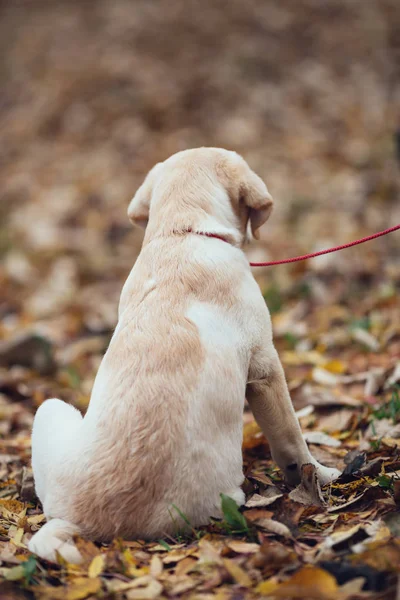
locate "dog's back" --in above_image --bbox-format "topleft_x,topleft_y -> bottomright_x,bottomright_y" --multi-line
61,233 -> 260,540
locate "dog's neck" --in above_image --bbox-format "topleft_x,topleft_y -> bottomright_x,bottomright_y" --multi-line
188,229 -> 228,244
145,214 -> 244,248
143,189 -> 245,248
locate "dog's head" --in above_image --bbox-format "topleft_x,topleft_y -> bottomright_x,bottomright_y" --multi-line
128,148 -> 273,244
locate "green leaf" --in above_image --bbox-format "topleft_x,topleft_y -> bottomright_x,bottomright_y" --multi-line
4,556 -> 36,584
157,539 -> 172,551
376,474 -> 393,490
220,494 -> 248,532
349,316 -> 371,332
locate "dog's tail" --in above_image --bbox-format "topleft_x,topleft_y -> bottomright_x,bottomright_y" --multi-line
28,518 -> 82,564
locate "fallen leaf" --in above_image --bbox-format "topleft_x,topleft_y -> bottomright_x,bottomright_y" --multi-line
303,431 -> 341,447
163,547 -> 197,565
174,557 -> 197,576
245,492 -> 283,508
88,554 -> 105,578
351,328 -> 380,351
258,566 -> 338,599
27,513 -> 46,526
150,555 -> 163,578
242,421 -> 267,450
34,577 -> 102,600
289,464 -> 325,506
256,519 -> 292,538
126,577 -> 163,600
327,490 -> 367,512
222,558 -> 252,587
17,467 -> 36,503
352,539 -> 400,572
312,368 -> 339,386
226,541 -> 260,554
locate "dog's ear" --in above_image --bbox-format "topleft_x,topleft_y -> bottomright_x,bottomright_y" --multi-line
128,163 -> 163,228
240,167 -> 273,240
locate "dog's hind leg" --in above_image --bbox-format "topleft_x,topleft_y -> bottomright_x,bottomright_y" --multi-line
31,398 -> 82,505
29,398 -> 84,563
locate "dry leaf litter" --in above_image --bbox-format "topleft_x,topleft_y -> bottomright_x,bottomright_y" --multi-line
0,1 -> 399,599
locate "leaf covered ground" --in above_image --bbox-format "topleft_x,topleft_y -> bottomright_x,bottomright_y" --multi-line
0,1 -> 399,598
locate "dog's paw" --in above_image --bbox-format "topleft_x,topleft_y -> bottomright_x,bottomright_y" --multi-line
313,463 -> 341,486
283,460 -> 340,488
29,533 -> 82,564
28,520 -> 82,564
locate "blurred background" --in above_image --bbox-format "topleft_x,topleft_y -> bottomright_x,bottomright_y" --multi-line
0,0 -> 399,413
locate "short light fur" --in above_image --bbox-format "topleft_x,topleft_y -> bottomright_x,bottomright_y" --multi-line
29,148 -> 339,563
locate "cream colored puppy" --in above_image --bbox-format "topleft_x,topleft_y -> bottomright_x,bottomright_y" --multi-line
29,148 -> 339,563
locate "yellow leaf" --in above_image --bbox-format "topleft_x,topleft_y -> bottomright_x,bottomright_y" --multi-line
27,513 -> 46,526
35,577 -> 101,600
122,548 -> 137,566
256,579 -> 279,595
66,577 -> 102,600
88,554 -> 105,578
127,566 -> 150,578
323,359 -> 346,374
222,558 -> 252,588
10,527 -> 25,548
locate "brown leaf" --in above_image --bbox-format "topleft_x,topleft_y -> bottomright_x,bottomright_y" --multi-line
17,467 -> 36,503
243,508 -> 274,522
245,491 -> 283,508
289,464 -> 326,507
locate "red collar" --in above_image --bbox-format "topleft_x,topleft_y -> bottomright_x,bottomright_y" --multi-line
187,228 -> 228,244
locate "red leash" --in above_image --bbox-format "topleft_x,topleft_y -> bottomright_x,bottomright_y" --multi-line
249,224 -> 400,267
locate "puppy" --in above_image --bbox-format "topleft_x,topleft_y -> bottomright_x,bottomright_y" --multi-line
28,148 -> 339,563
